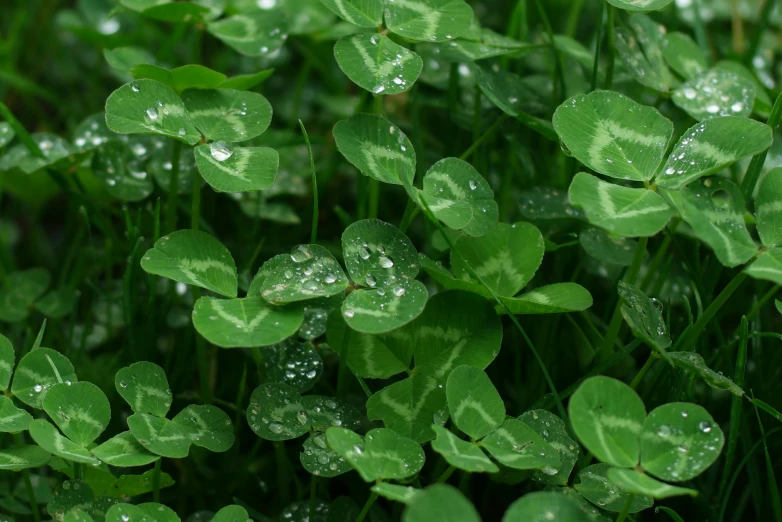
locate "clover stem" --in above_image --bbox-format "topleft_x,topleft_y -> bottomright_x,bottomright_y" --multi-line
309,474 -> 317,519
274,441 -> 291,506
675,270 -> 749,353
615,494 -> 634,522
603,2 -> 616,90
299,120 -> 318,244
690,0 -> 711,64
459,115 -> 509,162
590,0 -> 605,92
600,237 -> 648,359
355,491 -> 378,522
153,458 -> 162,503
74,463 -> 84,480
191,161 -> 201,232
193,287 -> 212,404
13,433 -> 40,522
745,0 -> 777,65
534,0 -> 565,103
741,90 -> 782,201
746,284 -> 780,321
630,353 -> 656,390
165,140 -> 182,233
436,464 -> 456,484
336,324 -> 352,400
640,219 -> 680,292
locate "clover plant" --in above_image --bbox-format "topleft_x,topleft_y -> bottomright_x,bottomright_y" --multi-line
1,0 -> 781,521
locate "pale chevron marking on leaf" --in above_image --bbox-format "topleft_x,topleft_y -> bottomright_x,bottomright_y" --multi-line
683,140 -> 734,165
757,201 -> 782,220
377,389 -> 412,420
596,182 -> 670,220
748,264 -> 782,277
424,170 -> 468,200
330,0 -> 353,23
417,326 -> 466,343
17,367 -> 48,382
580,470 -> 623,504
376,376 -> 437,426
474,250 -> 525,289
390,0 -> 442,35
592,414 -> 642,464
587,119 -> 665,177
197,146 -> 250,182
0,453 -> 24,466
358,335 -> 379,375
180,258 -> 234,274
434,339 -> 467,378
134,385 -> 171,411
0,410 -> 27,427
60,407 -> 104,431
453,398 -> 497,427
614,471 -> 681,496
188,110 -> 248,142
0,360 -> 11,373
211,299 -> 269,331
521,291 -> 550,304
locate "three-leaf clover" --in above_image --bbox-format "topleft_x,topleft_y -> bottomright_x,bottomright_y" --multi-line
569,376 -> 724,499
118,361 -> 234,458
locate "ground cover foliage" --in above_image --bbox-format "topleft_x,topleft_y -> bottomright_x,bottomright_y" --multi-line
1,0 -> 782,520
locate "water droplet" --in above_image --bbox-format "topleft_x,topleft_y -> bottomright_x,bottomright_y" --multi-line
698,421 -> 712,433
291,245 -> 313,262
210,141 -> 233,161
146,107 -> 159,119
296,411 -> 309,425
379,256 -> 394,268
344,309 -> 355,318
178,128 -> 186,137
268,422 -> 285,434
119,381 -> 128,388
393,287 -> 406,297
365,274 -> 377,287
468,179 -> 477,190
657,424 -> 672,437
33,384 -> 43,393
131,84 -> 140,93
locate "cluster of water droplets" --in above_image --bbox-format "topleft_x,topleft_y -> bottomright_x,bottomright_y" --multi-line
675,70 -> 753,119
662,122 -> 708,176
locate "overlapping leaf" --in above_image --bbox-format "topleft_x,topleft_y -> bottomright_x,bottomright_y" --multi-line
569,173 -> 675,237
553,91 -> 673,181
640,402 -> 724,482
207,10 -> 288,57
673,69 -> 755,121
575,463 -> 653,512
615,14 -> 677,92
181,88 -> 272,142
333,114 -> 416,186
418,158 -> 498,236
257,244 -> 349,303
194,143 -> 278,193
569,376 -> 646,468
105,79 -> 200,145
140,230 -> 238,297
334,34 -> 422,94
326,427 -> 425,482
384,0 -> 473,42
663,178 -> 757,267
656,117 -> 772,189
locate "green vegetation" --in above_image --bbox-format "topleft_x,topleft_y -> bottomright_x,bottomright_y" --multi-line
1,0 -> 781,520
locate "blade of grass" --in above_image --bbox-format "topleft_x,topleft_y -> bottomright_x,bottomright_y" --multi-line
166,140 -> 182,233
299,120 -> 318,244
719,316 -> 748,498
674,270 -> 749,352
745,0 -> 777,65
604,2 -> 616,89
752,396 -> 782,522
719,426 -> 782,522
590,0 -> 605,92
